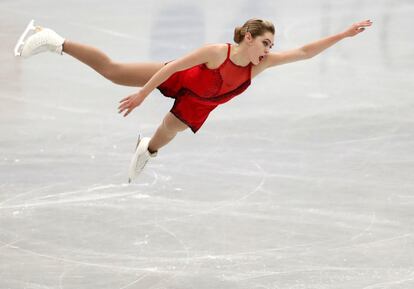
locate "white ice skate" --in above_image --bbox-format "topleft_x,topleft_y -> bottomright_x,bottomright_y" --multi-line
128,136 -> 157,183
14,19 -> 65,58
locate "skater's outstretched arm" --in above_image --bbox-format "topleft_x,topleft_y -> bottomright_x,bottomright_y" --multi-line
262,19 -> 373,69
118,44 -> 220,117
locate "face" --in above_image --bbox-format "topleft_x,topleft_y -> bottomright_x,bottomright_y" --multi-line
245,31 -> 275,65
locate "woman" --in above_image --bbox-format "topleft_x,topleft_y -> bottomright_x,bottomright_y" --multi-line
15,18 -> 373,182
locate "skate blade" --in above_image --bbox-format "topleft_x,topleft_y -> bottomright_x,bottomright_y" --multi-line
14,19 -> 37,57
128,134 -> 142,183
135,134 -> 141,150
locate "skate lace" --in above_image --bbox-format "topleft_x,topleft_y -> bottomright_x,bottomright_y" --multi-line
134,150 -> 150,171
136,159 -> 149,172
31,31 -> 59,52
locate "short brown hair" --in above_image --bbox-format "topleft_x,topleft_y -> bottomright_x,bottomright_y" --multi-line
233,18 -> 275,44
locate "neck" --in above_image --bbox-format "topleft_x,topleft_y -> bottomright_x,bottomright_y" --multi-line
230,43 -> 251,66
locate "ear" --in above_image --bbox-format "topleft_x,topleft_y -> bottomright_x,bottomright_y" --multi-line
244,32 -> 253,44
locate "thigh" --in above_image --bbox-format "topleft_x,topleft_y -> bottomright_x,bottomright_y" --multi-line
163,112 -> 189,132
111,62 -> 165,87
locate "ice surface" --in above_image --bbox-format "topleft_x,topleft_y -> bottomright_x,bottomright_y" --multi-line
1,0 -> 414,288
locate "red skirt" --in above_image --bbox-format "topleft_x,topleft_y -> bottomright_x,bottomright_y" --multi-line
157,61 -> 251,133
157,76 -> 218,133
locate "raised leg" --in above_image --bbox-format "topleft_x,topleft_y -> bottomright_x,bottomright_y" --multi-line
148,112 -> 189,153
63,40 -> 164,87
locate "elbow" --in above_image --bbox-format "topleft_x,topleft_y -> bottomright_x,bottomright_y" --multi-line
164,62 -> 179,73
300,47 -> 312,60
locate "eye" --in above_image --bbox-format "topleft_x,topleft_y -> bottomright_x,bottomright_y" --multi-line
262,41 -> 273,49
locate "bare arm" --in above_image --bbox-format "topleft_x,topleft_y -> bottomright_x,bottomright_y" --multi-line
140,45 -> 218,96
118,44 -> 219,117
301,31 -> 347,59
262,19 -> 373,70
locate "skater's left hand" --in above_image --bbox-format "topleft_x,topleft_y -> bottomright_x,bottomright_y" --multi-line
342,19 -> 373,37
118,91 -> 147,117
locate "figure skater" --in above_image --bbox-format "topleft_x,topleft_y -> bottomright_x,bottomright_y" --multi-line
14,18 -> 373,182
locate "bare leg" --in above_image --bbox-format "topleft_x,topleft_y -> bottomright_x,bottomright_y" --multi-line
148,112 -> 189,153
62,40 -> 164,87
62,42 -> 187,152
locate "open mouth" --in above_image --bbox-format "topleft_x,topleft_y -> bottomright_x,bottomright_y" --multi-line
259,56 -> 264,61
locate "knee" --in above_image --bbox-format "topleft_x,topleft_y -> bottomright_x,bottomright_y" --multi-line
163,113 -> 188,133
101,61 -> 120,84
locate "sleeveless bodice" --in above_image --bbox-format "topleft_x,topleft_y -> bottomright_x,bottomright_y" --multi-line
158,43 -> 252,104
157,43 -> 253,133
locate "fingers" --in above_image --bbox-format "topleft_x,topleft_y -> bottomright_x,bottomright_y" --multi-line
118,92 -> 145,117
119,96 -> 131,103
123,108 -> 132,117
118,99 -> 132,115
118,105 -> 133,116
119,106 -> 133,117
352,19 -> 372,35
118,95 -> 139,117
118,98 -> 129,111
118,101 -> 128,113
358,19 -> 373,27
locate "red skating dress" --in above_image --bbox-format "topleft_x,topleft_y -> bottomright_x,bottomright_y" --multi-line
157,43 -> 252,133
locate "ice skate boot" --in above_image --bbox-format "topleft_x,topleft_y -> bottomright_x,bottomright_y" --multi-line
128,136 -> 157,183
14,19 -> 65,58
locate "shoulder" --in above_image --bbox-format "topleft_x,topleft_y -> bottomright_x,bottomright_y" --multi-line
201,43 -> 228,68
201,43 -> 227,58
166,43 -> 225,72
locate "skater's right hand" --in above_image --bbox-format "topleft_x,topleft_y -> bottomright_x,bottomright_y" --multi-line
118,91 -> 146,117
